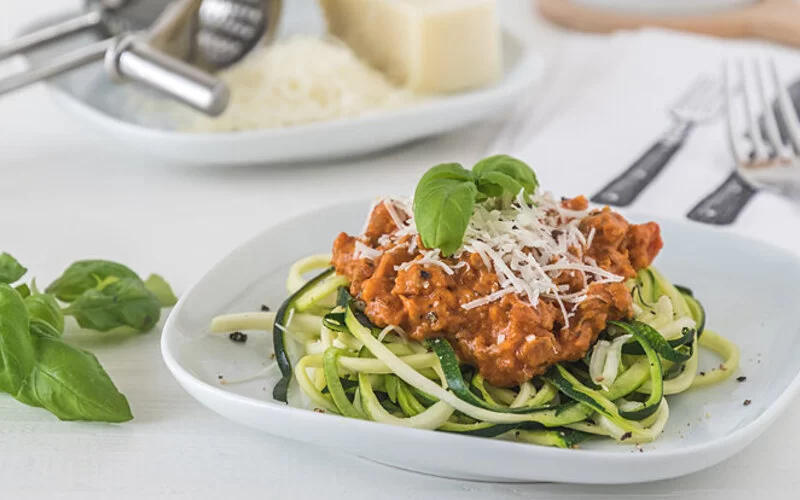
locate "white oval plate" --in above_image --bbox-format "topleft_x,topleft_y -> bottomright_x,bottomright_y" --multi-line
22,14 -> 539,166
161,200 -> 800,484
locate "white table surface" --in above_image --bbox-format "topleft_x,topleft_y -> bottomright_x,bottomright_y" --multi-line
1,1 -> 798,499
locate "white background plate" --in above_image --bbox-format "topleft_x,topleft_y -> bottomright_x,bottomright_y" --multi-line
162,200 -> 800,484
21,4 -> 541,166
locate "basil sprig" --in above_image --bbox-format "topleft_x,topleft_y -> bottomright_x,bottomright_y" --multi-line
412,155 -> 538,256
0,253 -> 177,422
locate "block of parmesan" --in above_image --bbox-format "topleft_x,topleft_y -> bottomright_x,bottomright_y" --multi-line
318,0 -> 502,94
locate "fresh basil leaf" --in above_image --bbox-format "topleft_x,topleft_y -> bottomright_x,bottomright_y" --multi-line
15,283 -> 31,298
29,318 -> 62,339
30,278 -> 41,296
20,331 -> 133,422
65,278 -> 161,333
46,260 -> 140,302
144,274 -> 178,307
25,294 -> 64,336
0,284 -> 36,395
476,171 -> 526,199
0,253 -> 27,285
413,163 -> 477,256
417,162 -> 475,184
473,155 -> 538,199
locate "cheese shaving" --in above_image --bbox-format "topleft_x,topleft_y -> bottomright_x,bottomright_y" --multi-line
353,241 -> 383,260
396,249 -> 455,276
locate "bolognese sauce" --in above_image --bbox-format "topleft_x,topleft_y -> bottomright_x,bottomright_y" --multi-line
332,196 -> 662,387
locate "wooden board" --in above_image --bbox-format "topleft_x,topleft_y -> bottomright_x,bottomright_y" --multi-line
536,0 -> 800,47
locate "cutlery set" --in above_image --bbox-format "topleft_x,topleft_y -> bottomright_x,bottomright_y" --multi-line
593,64 -> 800,225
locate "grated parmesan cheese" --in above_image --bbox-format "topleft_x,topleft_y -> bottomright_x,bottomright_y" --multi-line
353,192 -> 620,328
181,36 -> 417,132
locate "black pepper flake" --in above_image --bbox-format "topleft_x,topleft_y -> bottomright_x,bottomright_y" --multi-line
639,448 -> 644,453
420,270 -> 431,279
736,376 -> 747,382
699,371 -> 706,376
260,304 -> 271,312
551,229 -> 563,239
313,408 -> 326,413
620,432 -> 633,441
743,399 -> 752,406
217,374 -> 223,380
229,331 -> 248,343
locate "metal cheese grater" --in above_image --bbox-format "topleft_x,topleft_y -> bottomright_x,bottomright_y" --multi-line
0,0 -> 282,115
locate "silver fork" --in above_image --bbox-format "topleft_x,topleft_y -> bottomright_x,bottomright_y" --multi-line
688,59 -> 800,225
591,76 -> 723,207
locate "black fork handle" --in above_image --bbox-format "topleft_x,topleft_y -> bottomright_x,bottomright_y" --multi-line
591,123 -> 692,207
686,171 -> 758,225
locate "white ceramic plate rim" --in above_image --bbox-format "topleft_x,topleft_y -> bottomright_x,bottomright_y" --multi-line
161,201 -> 800,482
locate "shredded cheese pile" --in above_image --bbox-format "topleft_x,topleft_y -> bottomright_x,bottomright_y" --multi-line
355,193 -> 624,327
184,36 -> 417,132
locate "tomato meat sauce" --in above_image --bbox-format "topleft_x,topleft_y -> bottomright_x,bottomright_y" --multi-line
332,198 -> 663,388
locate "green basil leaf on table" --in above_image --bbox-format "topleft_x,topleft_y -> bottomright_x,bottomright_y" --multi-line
20,330 -> 133,422
14,283 -> 31,298
412,163 -> 477,257
144,274 -> 178,307
0,284 -> 36,395
24,293 -> 65,336
46,260 -> 140,302
65,277 -> 162,333
0,252 -> 27,285
473,155 -> 539,200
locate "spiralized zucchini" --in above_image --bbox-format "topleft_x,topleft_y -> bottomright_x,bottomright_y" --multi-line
211,260 -> 740,449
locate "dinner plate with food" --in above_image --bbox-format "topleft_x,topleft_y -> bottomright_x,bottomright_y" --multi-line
162,156 -> 800,483
20,0 -> 540,165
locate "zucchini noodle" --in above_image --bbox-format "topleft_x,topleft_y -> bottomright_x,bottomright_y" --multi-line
210,260 -> 740,449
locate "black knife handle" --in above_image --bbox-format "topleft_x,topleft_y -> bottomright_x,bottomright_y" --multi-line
686,171 -> 758,225
591,129 -> 689,207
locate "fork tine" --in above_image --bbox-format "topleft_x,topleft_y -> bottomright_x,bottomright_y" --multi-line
770,58 -> 800,156
739,59 -> 770,162
755,58 -> 788,159
725,59 -> 751,164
